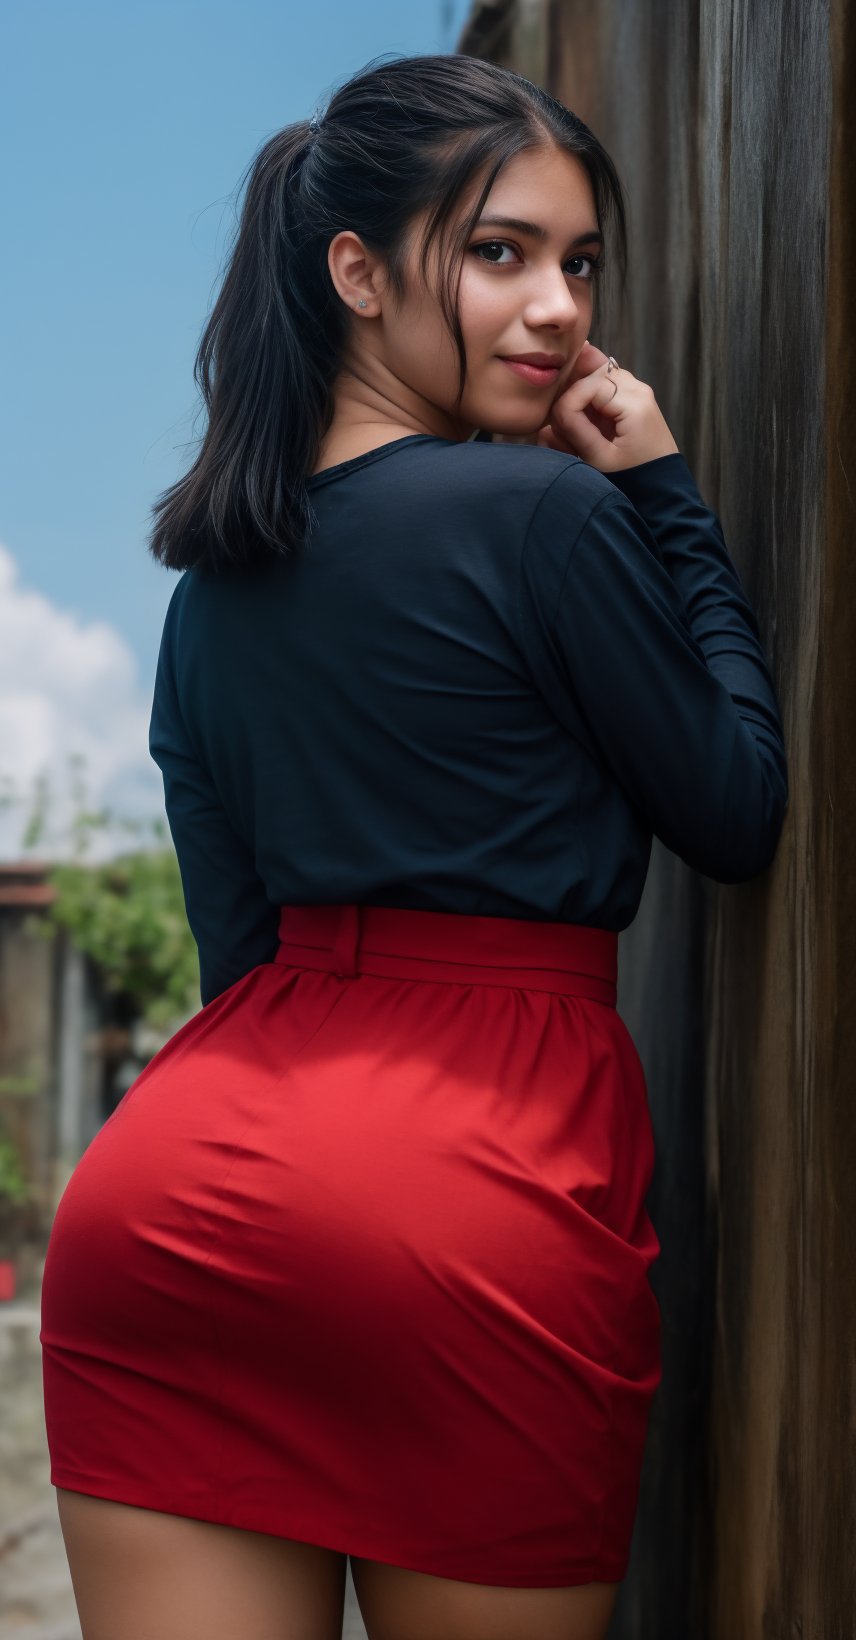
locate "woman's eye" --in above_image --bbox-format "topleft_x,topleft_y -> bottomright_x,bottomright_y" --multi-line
471,240 -> 602,280
471,240 -> 518,266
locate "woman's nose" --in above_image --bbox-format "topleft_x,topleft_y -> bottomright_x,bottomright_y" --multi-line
524,276 -> 582,329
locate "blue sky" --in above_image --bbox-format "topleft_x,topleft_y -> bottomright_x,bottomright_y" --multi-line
0,0 -> 475,854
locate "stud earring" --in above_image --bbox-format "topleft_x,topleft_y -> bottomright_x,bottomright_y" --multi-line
357,299 -> 367,308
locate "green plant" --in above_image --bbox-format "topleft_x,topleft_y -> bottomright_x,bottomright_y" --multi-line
0,1073 -> 41,1098
0,1134 -> 29,1207
5,752 -> 202,1031
0,1132 -> 33,1261
41,840 -> 202,1029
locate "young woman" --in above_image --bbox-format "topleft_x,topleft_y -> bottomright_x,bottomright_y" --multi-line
40,51 -> 789,1640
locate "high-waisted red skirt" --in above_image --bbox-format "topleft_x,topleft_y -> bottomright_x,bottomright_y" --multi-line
40,902 -> 661,1587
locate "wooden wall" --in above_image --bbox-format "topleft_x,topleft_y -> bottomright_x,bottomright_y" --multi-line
458,1 -> 855,1633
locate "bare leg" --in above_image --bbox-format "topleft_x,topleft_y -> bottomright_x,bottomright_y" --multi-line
350,1555 -> 618,1640
55,1487 -> 348,1640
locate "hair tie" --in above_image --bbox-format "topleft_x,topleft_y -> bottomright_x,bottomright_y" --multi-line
308,109 -> 323,134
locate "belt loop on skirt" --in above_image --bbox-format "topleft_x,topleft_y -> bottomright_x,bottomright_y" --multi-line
330,903 -> 361,977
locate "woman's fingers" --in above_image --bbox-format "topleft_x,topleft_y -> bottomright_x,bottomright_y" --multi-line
546,368 -> 623,462
556,359 -> 624,416
569,338 -> 610,377
538,343 -> 679,470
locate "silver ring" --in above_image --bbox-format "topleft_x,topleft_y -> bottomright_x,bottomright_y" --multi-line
606,355 -> 619,373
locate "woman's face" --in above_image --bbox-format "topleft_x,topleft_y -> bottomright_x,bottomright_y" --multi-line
327,142 -> 603,443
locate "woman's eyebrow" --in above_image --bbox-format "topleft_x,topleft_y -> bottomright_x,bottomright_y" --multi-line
475,214 -> 604,249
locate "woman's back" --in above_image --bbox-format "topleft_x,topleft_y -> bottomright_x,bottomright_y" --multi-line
150,432 -> 788,1005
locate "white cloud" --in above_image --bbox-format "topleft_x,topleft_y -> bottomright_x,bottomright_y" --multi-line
0,541 -> 164,863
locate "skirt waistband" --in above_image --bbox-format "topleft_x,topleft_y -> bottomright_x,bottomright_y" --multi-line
274,903 -> 617,1005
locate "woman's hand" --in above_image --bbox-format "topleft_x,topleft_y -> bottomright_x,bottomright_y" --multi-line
536,340 -> 680,473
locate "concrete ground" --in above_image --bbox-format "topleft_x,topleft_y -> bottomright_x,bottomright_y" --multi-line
0,1263 -> 370,1640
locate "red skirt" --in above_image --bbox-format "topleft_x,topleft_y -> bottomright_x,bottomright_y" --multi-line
40,902 -> 661,1588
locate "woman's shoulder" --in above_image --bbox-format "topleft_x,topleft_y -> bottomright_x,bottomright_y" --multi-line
156,563 -> 235,662
156,442 -> 624,619
446,439 -> 628,537
432,436 -> 620,520
161,553 -> 266,625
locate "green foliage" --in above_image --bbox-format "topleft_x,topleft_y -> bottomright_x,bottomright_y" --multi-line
0,1074 -> 40,1098
5,752 -> 201,1031
0,1132 -> 30,1206
42,832 -> 202,1030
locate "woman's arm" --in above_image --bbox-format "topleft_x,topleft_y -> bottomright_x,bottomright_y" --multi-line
526,457 -> 789,880
149,581 -> 281,1007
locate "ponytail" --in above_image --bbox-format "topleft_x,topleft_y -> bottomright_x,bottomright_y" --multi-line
148,122 -> 344,572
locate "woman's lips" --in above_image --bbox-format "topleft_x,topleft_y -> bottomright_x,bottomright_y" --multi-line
499,358 -> 561,385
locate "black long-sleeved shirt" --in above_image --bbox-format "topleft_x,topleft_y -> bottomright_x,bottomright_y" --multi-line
149,433 -> 789,1006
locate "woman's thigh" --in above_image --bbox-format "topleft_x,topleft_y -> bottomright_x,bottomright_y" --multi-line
55,1488 -> 348,1640
349,1555 -> 619,1640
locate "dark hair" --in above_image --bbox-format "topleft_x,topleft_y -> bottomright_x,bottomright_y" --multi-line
148,52 -> 628,574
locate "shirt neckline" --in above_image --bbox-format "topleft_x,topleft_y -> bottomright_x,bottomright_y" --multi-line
305,433 -> 454,490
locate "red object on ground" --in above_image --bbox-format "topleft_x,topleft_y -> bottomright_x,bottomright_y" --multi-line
40,902 -> 661,1588
0,1259 -> 16,1301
